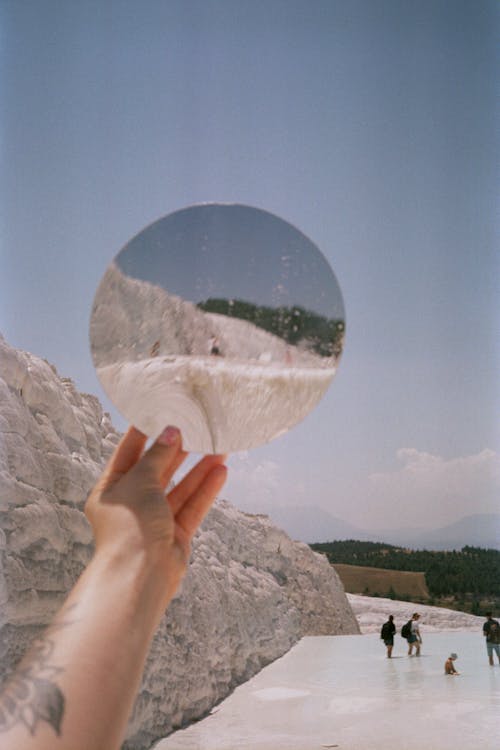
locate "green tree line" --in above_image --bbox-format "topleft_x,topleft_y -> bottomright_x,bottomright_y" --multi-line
310,540 -> 500,599
197,297 -> 345,358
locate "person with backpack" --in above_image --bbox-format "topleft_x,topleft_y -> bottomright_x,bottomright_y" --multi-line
380,615 -> 396,658
402,612 -> 422,656
483,612 -> 500,665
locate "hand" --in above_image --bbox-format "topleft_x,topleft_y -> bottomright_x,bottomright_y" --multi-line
0,427 -> 227,750
85,425 -> 227,602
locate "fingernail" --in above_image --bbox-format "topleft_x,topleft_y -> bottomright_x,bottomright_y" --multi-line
158,426 -> 180,446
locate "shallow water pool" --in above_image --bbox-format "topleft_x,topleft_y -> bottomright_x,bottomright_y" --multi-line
154,632 -> 499,750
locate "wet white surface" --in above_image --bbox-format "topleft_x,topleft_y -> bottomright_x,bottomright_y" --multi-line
154,633 -> 499,750
98,355 -> 334,452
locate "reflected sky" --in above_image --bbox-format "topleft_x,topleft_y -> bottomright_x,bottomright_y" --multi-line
115,204 -> 344,320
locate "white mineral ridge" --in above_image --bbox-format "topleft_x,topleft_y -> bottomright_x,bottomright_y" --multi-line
91,263 -> 336,452
348,593 -> 485,633
0,334 -> 357,750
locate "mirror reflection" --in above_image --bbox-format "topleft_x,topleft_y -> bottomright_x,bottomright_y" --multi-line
89,204 -> 345,452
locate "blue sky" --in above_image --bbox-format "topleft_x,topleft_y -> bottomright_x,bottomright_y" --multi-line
1,0 -> 498,531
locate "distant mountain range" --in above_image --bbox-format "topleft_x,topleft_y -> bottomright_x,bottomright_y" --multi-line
372,513 -> 500,551
237,503 -> 500,551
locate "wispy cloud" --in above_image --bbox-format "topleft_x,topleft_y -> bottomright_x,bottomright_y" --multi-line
222,447 -> 499,532
224,451 -> 308,512
365,448 -> 499,528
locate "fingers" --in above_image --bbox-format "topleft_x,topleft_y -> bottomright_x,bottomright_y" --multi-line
168,454 -> 226,515
102,426 -> 148,487
139,425 -> 187,485
160,446 -> 188,489
175,463 -> 227,541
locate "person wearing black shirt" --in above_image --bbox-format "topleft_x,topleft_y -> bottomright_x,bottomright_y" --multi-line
380,614 -> 396,658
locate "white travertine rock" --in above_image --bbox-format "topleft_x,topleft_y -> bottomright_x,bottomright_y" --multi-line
347,594 -> 484,633
0,334 -> 358,749
0,335 -> 120,670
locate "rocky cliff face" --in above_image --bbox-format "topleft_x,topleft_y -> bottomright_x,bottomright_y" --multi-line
0,335 -> 358,749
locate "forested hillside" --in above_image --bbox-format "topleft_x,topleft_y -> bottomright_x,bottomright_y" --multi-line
310,541 -> 500,614
197,298 -> 344,358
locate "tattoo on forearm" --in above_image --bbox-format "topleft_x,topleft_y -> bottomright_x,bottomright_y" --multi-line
0,604 -> 78,737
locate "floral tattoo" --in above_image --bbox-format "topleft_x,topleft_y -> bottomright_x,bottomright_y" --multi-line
0,605 -> 77,737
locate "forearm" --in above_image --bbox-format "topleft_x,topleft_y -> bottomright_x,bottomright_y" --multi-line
0,550 -> 171,750
0,426 -> 226,750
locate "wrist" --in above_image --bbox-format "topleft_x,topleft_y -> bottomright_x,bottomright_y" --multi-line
87,546 -> 180,625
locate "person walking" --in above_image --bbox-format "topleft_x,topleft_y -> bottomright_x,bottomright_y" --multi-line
408,612 -> 422,656
380,615 -> 396,658
483,612 -> 500,666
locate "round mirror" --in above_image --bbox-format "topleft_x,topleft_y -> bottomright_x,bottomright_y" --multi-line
89,204 -> 345,453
